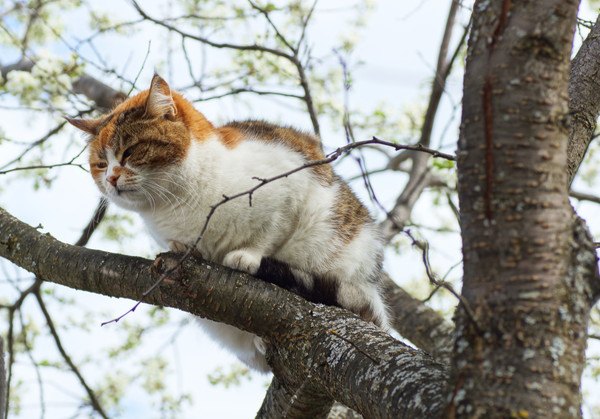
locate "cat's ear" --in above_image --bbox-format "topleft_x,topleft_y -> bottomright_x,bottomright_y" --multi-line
145,74 -> 177,118
64,116 -> 103,136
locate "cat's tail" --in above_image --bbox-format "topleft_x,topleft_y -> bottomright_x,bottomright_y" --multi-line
255,257 -> 388,329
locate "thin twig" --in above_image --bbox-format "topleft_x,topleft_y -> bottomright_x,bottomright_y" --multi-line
131,1 -> 294,60
0,121 -> 67,171
17,309 -> 45,419
194,87 -> 303,102
126,41 -> 152,97
570,190 -> 600,205
404,229 -> 481,333
0,144 -> 89,175
34,291 -> 109,419
74,199 -> 108,247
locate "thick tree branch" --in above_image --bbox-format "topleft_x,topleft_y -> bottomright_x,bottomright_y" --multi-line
382,275 -> 453,361
0,206 -> 450,418
257,377 -> 333,419
379,0 -> 464,241
568,14 -> 600,185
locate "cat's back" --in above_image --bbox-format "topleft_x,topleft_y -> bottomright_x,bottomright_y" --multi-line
217,120 -> 333,182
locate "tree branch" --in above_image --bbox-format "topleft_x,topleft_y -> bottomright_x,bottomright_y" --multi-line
568,14 -> 600,185
257,377 -> 333,419
130,1 -> 293,61
379,0 -> 464,241
0,59 -> 125,111
570,190 -> 600,205
0,206 -> 450,418
381,274 -> 453,361
74,198 -> 108,247
33,290 -> 109,419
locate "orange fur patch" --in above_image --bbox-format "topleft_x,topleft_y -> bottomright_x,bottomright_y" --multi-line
221,120 -> 333,182
217,126 -> 244,148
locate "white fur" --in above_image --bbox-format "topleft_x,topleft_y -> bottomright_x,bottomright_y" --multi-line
100,135 -> 387,372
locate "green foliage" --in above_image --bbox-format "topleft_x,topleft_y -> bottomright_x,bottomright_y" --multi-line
99,212 -> 135,243
207,364 -> 251,388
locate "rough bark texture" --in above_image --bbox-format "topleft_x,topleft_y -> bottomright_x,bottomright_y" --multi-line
0,207 -> 450,418
568,15 -> 600,184
453,0 -> 593,417
382,275 -> 454,361
257,377 -> 332,419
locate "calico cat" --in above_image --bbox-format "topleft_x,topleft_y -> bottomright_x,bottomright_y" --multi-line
67,74 -> 389,372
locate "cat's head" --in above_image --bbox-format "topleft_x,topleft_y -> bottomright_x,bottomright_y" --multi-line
67,75 -> 213,211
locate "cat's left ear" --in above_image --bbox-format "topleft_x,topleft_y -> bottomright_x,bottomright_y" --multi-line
145,74 -> 177,119
64,116 -> 103,136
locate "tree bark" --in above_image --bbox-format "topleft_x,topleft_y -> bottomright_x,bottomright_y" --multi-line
0,206 -> 450,418
452,0 -> 594,417
382,275 -> 454,361
257,377 -> 333,419
568,15 -> 600,184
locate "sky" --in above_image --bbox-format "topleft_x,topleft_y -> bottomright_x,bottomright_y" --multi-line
0,0 -> 599,417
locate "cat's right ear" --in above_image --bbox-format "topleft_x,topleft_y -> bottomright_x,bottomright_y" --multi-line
145,74 -> 177,119
64,116 -> 102,136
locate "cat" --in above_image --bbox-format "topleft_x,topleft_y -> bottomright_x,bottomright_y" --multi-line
67,74 -> 390,372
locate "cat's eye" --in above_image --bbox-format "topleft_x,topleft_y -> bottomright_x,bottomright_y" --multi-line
94,162 -> 107,170
121,147 -> 134,164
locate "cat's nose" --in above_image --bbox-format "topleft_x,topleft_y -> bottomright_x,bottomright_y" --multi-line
107,174 -> 120,187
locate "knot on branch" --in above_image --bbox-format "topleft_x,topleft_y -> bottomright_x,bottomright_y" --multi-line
151,252 -> 186,286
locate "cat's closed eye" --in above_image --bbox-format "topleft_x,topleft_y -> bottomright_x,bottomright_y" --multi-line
121,147 -> 134,164
93,161 -> 107,169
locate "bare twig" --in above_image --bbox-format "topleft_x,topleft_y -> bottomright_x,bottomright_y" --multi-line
404,229 -> 481,333
194,87 -> 303,102
248,0 -> 296,53
74,199 -> 109,247
380,1 -> 466,242
0,121 -> 67,171
570,190 -> 600,205
1,195 -> 108,417
131,1 -> 293,60
0,144 -> 89,175
33,291 -> 109,419
17,309 -> 45,419
131,0 -> 322,135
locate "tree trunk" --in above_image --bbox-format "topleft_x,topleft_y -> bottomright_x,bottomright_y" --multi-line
451,0 -> 596,417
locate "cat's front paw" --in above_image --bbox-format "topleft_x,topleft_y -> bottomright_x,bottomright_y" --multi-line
223,249 -> 262,275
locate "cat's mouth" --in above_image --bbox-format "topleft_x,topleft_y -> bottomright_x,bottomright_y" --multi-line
115,187 -> 135,195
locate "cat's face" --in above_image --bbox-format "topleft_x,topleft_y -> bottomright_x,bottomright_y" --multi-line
67,75 -> 198,211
